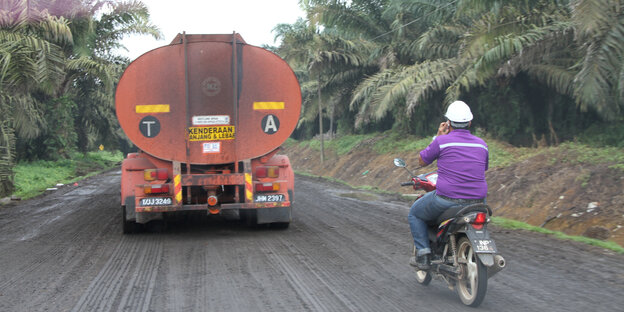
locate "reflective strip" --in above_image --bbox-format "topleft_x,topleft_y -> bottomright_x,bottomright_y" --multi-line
253,102 -> 284,110
174,174 -> 182,203
439,142 -> 488,151
136,104 -> 170,113
245,173 -> 253,201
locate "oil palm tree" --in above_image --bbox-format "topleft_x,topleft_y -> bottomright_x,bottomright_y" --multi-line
275,16 -> 373,162
348,1 -> 579,129
0,0 -> 160,196
0,0 -> 72,196
63,0 -> 161,153
570,0 -> 624,117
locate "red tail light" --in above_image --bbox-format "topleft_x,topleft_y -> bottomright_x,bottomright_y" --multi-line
255,182 -> 280,192
471,212 -> 487,230
144,168 -> 168,181
144,183 -> 170,194
474,212 -> 487,224
256,166 -> 279,178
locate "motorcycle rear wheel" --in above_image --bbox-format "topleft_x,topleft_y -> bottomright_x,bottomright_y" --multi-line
456,237 -> 487,307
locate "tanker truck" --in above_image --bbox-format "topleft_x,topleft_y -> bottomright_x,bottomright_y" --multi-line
115,33 -> 301,233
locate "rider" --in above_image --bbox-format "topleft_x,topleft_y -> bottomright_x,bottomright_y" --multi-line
409,101 -> 489,269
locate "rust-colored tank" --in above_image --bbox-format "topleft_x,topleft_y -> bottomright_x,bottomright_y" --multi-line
116,33 -> 300,233
116,33 -> 301,164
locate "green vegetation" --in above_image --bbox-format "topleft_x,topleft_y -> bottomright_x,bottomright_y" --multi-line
491,217 -> 624,254
289,132 -> 541,169
372,132 -> 430,154
275,1 -> 624,149
12,151 -> 123,200
282,138 -> 299,149
290,131 -> 624,171
329,133 -> 377,155
557,142 -> 624,165
0,1 -> 161,197
524,141 -> 624,172
487,140 -> 538,168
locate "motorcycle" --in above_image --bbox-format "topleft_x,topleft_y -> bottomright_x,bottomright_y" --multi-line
394,158 -> 505,307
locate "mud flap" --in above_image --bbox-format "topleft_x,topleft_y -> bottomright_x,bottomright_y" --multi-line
124,196 -> 136,221
136,211 -> 164,224
257,206 -> 291,224
477,253 -> 494,266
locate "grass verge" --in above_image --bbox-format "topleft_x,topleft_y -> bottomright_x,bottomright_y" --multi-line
491,217 -> 624,254
12,151 -> 123,200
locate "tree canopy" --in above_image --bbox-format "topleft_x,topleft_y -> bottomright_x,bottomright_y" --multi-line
0,0 -> 161,196
276,0 -> 624,146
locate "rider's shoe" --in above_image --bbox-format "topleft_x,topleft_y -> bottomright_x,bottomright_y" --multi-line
409,254 -> 431,270
416,253 -> 431,270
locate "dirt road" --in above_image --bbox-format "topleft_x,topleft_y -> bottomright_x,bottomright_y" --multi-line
0,170 -> 623,311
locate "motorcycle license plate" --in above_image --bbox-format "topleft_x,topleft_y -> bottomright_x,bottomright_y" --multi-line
473,239 -> 496,253
139,197 -> 172,206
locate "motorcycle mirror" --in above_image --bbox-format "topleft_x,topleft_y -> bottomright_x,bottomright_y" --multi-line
393,158 -> 406,167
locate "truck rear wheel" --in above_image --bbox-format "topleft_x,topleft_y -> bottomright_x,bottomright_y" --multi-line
270,222 -> 290,229
240,209 -> 257,227
122,196 -> 139,234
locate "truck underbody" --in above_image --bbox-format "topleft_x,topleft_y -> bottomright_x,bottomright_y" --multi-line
120,149 -> 294,233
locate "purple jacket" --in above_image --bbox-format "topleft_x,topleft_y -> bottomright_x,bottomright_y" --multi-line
419,129 -> 488,199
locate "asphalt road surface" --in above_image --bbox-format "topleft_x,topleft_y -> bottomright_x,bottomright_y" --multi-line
0,169 -> 623,311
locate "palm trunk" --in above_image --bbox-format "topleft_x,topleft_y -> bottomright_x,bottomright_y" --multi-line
0,117 -> 15,197
318,74 -> 324,164
329,101 -> 334,140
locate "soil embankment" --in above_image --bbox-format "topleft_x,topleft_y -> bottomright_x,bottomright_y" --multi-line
282,137 -> 624,246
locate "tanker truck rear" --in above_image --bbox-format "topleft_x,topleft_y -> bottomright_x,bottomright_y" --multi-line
115,33 -> 301,233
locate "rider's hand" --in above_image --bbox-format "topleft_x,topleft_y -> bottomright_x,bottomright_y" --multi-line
437,121 -> 450,136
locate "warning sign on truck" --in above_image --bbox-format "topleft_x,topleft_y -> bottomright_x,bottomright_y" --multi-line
188,126 -> 235,141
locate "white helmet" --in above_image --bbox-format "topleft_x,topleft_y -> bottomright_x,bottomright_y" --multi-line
445,100 -> 473,122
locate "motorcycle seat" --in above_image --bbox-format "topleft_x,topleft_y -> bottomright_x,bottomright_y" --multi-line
436,203 -> 491,225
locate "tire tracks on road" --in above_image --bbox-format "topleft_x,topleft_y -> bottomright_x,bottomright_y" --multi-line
71,235 -> 163,312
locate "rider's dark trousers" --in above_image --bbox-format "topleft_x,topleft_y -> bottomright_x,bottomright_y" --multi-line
408,191 -> 457,256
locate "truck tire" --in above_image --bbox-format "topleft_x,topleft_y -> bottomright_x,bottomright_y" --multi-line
269,222 -> 290,230
122,196 -> 139,234
240,209 -> 257,227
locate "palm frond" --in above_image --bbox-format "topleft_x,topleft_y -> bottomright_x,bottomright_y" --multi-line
406,58 -> 468,111
411,24 -> 463,60
308,1 -> 389,39
572,2 -> 624,116
526,64 -> 576,97
571,0 -> 614,39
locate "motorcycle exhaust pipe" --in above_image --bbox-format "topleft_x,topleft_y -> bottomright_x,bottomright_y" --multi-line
487,254 -> 506,278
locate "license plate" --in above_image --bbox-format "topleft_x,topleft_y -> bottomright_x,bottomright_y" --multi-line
139,197 -> 172,206
473,239 -> 496,253
254,194 -> 285,202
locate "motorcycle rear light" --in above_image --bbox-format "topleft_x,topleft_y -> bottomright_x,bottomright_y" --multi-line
474,212 -> 487,224
144,168 -> 168,181
255,182 -> 280,192
256,166 -> 279,178
471,212 -> 487,230
144,183 -> 170,194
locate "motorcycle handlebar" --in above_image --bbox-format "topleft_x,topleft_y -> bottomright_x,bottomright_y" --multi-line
400,181 -> 415,186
